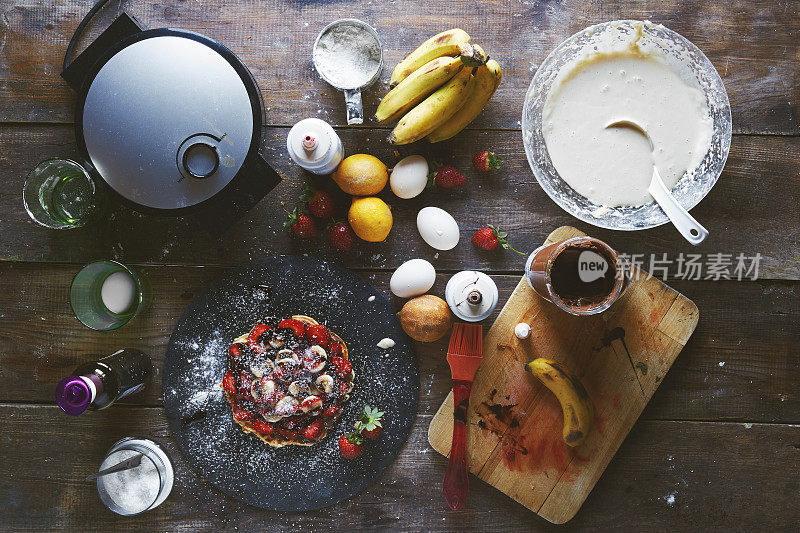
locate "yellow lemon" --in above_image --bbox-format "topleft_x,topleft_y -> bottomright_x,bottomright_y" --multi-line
332,154 -> 388,196
348,197 -> 393,242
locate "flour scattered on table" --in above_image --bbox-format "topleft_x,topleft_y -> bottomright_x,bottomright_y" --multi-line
367,295 -> 375,302
718,361 -> 725,367
663,491 -> 677,506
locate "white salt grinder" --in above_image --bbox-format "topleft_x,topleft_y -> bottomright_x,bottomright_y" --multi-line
445,271 -> 499,322
287,118 -> 343,175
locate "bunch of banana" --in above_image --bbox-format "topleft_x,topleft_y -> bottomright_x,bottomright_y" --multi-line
376,29 -> 502,145
524,358 -> 594,447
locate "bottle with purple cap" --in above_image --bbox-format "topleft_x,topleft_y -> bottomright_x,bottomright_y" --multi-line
56,349 -> 152,415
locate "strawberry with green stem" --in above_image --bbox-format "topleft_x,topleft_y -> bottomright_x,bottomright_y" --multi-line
472,225 -> 525,254
284,207 -> 317,238
355,405 -> 384,439
472,150 -> 502,171
338,431 -> 365,459
299,183 -> 335,219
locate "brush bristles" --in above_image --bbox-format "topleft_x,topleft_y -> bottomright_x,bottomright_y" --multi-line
448,323 -> 483,357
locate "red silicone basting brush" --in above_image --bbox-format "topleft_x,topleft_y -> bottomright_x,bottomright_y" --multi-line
443,322 -> 483,510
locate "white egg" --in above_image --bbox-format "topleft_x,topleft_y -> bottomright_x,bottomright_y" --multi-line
390,259 -> 436,298
389,155 -> 429,199
416,207 -> 459,250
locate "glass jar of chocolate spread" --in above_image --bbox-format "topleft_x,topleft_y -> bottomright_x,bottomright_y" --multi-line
525,236 -> 630,315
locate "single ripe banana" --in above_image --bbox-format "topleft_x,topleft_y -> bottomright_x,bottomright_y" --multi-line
428,58 -> 502,143
375,56 -> 464,124
524,358 -> 594,447
389,68 -> 476,145
390,28 -> 470,87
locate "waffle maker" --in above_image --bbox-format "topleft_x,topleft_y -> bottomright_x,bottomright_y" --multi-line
61,6 -> 281,235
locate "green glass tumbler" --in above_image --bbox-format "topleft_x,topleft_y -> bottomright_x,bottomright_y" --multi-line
70,261 -> 151,331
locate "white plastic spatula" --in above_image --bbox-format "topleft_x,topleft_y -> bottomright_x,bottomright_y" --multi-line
605,119 -> 709,245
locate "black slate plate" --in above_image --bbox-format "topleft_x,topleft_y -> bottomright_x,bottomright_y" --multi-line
162,255 -> 418,510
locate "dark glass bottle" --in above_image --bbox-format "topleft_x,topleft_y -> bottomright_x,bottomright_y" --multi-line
56,349 -> 152,415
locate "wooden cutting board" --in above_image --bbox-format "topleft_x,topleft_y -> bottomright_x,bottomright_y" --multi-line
428,226 -> 698,523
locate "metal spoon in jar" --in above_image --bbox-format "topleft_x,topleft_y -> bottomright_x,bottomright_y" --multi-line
605,119 -> 708,245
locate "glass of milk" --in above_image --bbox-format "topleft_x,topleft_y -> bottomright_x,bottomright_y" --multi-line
69,260 -> 151,331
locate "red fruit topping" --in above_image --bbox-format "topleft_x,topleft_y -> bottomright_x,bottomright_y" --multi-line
306,189 -> 335,219
278,427 -> 300,440
322,406 -> 340,418
247,324 -> 270,352
303,419 -> 325,440
328,341 -> 343,356
306,324 -> 331,348
329,356 -> 352,378
472,150 -> 502,172
277,318 -> 306,338
430,164 -> 466,189
252,419 -> 274,436
222,372 -> 236,395
228,343 -> 243,358
337,380 -> 351,397
284,207 -> 318,238
233,407 -> 252,422
338,432 -> 364,459
327,221 -> 354,251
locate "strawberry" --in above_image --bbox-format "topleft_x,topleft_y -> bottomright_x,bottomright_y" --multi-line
228,343 -> 243,359
328,341 -> 343,356
329,356 -> 352,378
233,407 -> 252,422
338,432 -> 364,459
252,419 -> 274,436
237,370 -> 253,391
471,225 -> 525,254
277,318 -> 306,338
306,324 -> 331,348
278,426 -> 300,440
337,380 -> 351,397
355,405 -> 384,439
322,406 -> 340,418
247,324 -> 270,352
472,150 -> 502,172
222,372 -> 236,395
327,221 -> 354,251
284,207 -> 317,238
303,419 -> 324,440
303,186 -> 335,219
429,163 -> 466,189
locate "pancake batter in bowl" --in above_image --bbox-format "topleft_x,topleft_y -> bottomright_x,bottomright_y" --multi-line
542,28 -> 714,207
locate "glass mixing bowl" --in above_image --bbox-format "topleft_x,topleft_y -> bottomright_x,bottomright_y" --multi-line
521,20 -> 732,230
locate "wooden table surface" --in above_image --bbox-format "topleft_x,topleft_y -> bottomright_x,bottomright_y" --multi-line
1,0 -> 798,531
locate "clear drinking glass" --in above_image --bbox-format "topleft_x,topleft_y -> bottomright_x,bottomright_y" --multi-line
96,437 -> 174,516
70,261 -> 151,331
23,158 -> 101,229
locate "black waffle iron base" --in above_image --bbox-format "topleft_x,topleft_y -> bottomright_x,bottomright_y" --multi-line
162,255 -> 419,510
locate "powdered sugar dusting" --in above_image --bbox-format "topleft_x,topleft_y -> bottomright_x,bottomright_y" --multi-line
162,256 -> 418,510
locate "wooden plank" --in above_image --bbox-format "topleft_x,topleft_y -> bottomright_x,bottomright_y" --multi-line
0,262 -> 797,423
0,0 -> 797,133
1,124 -> 798,279
0,404 -> 798,530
